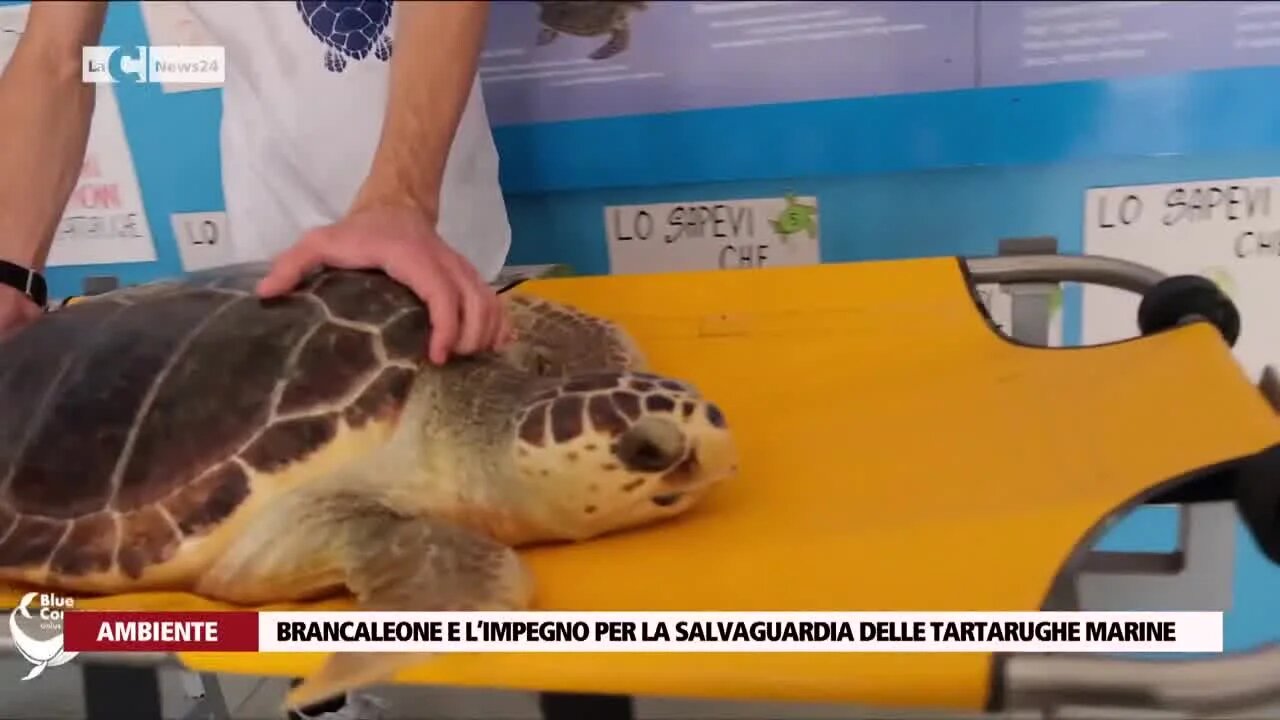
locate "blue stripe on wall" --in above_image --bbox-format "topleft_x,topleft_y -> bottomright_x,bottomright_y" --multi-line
494,65 -> 1280,194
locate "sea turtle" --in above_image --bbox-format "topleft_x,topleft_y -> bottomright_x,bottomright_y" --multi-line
0,264 -> 737,710
296,0 -> 393,73
769,193 -> 818,243
533,1 -> 647,61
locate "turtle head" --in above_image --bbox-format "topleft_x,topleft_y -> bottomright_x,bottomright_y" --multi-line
511,370 -> 738,541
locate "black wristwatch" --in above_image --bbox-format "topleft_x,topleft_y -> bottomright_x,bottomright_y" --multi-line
0,260 -> 48,309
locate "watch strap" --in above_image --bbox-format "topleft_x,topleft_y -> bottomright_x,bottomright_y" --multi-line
0,260 -> 48,308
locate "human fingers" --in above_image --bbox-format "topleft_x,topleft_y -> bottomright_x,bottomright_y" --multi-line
496,307 -> 515,349
467,262 -> 508,352
256,230 -> 328,298
485,285 -> 514,350
388,259 -> 461,365
440,252 -> 498,356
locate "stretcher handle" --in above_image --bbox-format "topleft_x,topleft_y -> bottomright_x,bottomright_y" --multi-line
964,254 -> 1166,295
1003,643 -> 1280,714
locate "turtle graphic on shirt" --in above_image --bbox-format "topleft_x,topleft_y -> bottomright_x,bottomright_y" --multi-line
296,0 -> 393,73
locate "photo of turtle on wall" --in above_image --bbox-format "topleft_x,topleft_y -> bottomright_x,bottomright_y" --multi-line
532,1 -> 648,60
480,2 -> 971,127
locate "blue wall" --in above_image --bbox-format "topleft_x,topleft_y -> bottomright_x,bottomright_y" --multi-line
6,1 -> 1279,654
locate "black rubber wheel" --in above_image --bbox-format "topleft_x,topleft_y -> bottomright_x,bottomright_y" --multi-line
1136,275 -> 1241,347
1235,447 -> 1280,566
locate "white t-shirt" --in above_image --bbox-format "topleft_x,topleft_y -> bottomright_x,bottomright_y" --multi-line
183,0 -> 510,281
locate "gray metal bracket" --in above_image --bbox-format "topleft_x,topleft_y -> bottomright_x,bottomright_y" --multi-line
178,671 -> 232,720
1075,501 -> 1236,612
997,237 -> 1059,346
82,275 -> 120,296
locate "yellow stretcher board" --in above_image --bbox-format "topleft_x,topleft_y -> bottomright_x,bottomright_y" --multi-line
4,255 -> 1280,713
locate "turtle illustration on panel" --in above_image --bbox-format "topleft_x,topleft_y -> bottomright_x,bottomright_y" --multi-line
534,1 -> 647,61
296,0 -> 393,73
0,264 -> 738,711
769,193 -> 819,243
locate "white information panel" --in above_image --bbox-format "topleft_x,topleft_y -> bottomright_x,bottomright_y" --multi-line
605,194 -> 820,275
1083,178 -> 1279,380
171,211 -> 231,272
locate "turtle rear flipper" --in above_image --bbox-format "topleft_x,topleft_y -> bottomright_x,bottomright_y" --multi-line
591,25 -> 629,60
324,47 -> 347,72
375,35 -> 392,61
537,26 -> 559,45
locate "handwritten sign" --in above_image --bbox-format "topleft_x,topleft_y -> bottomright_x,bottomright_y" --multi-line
604,195 -> 820,275
1082,177 -> 1280,380
171,211 -> 231,272
0,3 -> 156,268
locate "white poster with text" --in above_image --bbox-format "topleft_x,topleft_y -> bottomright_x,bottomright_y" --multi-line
0,4 -> 157,268
1083,177 -> 1279,381
605,194 -> 820,275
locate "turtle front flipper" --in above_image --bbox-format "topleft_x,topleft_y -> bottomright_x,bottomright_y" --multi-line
195,485 -> 532,712
591,25 -> 629,60
537,26 -> 559,45
286,509 -> 532,710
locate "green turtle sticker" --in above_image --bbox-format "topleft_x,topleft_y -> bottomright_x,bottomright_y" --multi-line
769,193 -> 818,243
1199,266 -> 1235,298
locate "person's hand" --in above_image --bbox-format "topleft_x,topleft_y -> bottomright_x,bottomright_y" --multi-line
0,283 -> 41,342
256,205 -> 512,365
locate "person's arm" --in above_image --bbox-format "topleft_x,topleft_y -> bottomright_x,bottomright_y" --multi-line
0,1 -> 108,272
259,1 -> 509,364
349,0 -> 490,218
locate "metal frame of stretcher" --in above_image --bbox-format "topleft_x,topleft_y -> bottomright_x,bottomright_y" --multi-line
4,245 -> 1280,720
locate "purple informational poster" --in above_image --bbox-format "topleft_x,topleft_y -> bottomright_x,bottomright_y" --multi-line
979,1 -> 1280,88
478,1 -> 1280,127
479,1 -> 976,126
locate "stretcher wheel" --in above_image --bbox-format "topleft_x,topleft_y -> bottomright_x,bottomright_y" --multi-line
1137,275 -> 1240,347
1236,447 -> 1280,566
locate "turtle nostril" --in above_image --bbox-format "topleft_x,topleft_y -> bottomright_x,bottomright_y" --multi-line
615,417 -> 684,472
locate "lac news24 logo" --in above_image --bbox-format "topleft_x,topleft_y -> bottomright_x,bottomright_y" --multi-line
82,45 -> 225,85
8,592 -> 77,680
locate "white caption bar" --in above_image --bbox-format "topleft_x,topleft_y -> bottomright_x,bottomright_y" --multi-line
258,611 -> 1223,653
